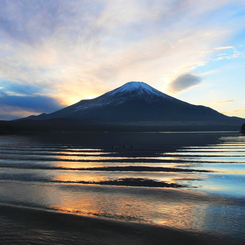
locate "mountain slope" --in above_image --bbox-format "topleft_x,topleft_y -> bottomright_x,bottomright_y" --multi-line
30,81 -> 236,125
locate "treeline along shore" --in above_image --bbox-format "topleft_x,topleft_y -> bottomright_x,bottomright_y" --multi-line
0,118 -> 244,134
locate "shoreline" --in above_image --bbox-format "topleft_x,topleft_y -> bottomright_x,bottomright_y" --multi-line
0,203 -> 242,245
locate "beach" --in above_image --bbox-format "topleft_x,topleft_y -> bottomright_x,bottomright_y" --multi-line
1,203 -> 242,245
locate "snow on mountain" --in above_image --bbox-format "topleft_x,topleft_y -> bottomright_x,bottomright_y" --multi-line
103,81 -> 171,99
72,81 -> 180,113
109,81 -> 163,96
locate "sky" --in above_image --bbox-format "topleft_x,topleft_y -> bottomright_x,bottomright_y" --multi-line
0,0 -> 245,120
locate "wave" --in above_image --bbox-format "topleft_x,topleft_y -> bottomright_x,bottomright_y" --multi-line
0,175 -> 185,188
0,164 -> 210,172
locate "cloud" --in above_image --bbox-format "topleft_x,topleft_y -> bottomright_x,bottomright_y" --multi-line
215,46 -> 234,50
0,0 -> 244,118
220,109 -> 245,118
232,110 -> 245,112
0,80 -> 42,95
0,93 -> 61,112
0,108 -> 38,121
215,100 -> 234,104
0,79 -> 62,119
167,74 -> 202,93
0,88 -> 62,120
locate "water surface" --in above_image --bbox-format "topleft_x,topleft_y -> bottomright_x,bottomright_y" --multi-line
0,131 -> 245,243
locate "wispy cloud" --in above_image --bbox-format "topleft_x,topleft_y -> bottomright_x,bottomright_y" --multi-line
215,100 -> 234,104
215,46 -> 234,50
232,110 -> 245,112
0,0 -> 245,118
221,109 -> 245,118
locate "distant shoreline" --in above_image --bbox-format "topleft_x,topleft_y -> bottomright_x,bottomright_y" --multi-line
0,119 -> 243,134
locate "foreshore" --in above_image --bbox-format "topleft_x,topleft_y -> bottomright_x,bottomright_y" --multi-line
0,204 -> 242,245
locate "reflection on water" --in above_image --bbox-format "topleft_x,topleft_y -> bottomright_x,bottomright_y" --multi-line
0,132 -> 245,238
54,172 -> 108,183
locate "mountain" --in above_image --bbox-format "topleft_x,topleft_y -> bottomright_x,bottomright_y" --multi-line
19,81 -> 244,131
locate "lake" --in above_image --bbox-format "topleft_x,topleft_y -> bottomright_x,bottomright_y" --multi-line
0,131 -> 245,244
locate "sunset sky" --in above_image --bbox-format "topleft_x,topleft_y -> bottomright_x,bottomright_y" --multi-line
0,0 -> 245,120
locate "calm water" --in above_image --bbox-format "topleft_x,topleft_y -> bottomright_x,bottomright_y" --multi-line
0,131 -> 245,242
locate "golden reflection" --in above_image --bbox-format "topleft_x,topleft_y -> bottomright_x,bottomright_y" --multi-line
54,150 -> 177,164
153,202 -> 208,231
57,154 -> 107,161
159,174 -> 204,184
56,162 -> 97,169
56,150 -> 111,161
47,185 -> 213,233
63,148 -> 103,152
141,172 -> 205,185
54,172 -> 107,183
158,156 -> 182,161
59,151 -> 108,155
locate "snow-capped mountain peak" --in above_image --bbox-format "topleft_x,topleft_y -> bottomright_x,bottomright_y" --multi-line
65,81 -> 173,113
109,81 -> 165,97
26,81 -> 242,129
116,81 -> 154,92
68,81 -> 180,113
101,81 -> 175,103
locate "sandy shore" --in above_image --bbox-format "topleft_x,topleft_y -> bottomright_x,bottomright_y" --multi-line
0,204 -> 242,245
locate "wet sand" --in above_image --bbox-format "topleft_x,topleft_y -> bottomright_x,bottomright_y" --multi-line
0,204 -> 242,245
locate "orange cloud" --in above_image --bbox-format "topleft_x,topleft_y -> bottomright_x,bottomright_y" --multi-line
215,100 -> 234,104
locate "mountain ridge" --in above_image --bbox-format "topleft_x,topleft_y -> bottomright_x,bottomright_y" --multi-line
17,81 -> 244,132
28,81 -> 232,121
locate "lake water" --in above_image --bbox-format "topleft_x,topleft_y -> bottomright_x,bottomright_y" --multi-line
0,131 -> 245,244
